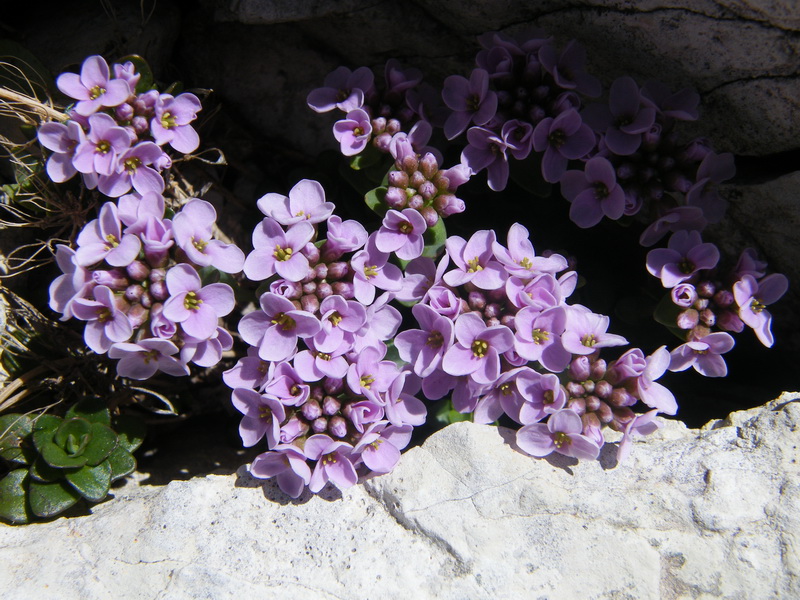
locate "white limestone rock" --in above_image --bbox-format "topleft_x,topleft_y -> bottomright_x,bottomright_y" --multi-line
1,392 -> 798,599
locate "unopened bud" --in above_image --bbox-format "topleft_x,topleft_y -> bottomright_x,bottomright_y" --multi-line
468,291 -> 486,311
124,284 -> 145,303
385,186 -> 407,209
421,206 -> 439,227
566,382 -> 585,397
149,267 -> 167,283
127,304 -> 148,329
331,281 -> 355,299
302,281 -> 317,295
327,262 -> 349,280
568,397 -> 586,415
597,402 -> 614,423
311,417 -> 328,434
386,118 -> 401,135
302,399 -> 322,421
300,294 -> 319,313
419,180 -> 437,201
324,377 -> 345,395
402,154 -> 419,174
115,103 -> 134,121
314,263 -> 328,280
419,153 -> 439,179
316,282 -> 333,299
301,243 -> 320,265
594,380 -> 613,399
677,308 -> 699,330
328,416 -> 348,438
150,280 -> 168,301
387,170 -> 409,188
373,132 -> 393,152
590,359 -> 607,380
609,387 -> 636,407
407,194 -> 424,211
699,308 -> 716,327
717,310 -> 744,333
713,289 -> 734,308
322,395 -> 341,416
585,395 -> 601,412
371,117 -> 387,133
125,260 -> 149,281
696,280 -> 716,298
569,356 -> 591,381
311,385 -> 325,401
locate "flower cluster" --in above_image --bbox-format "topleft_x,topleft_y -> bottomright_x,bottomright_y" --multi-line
37,55 -> 202,197
49,194 -> 244,379
224,179 -> 425,497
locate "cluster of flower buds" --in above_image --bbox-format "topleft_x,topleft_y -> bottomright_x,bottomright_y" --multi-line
647,233 -> 788,376
49,193 -> 244,379
37,55 -> 201,197
224,179 -> 427,498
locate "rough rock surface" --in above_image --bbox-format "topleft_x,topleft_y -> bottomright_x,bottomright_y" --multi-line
2,392 -> 798,599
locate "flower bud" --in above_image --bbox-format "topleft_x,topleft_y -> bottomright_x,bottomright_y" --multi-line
616,162 -> 636,181
327,262 -> 349,280
582,380 -> 596,394
566,382 -> 585,397
316,282 -> 333,299
594,380 -> 613,399
386,118 -> 401,135
468,291 -> 486,311
115,103 -> 134,121
387,170 -> 409,188
407,194 -> 424,211
311,417 -> 328,434
677,308 -> 699,330
280,415 -> 308,443
596,402 -> 614,423
140,292 -> 153,308
323,377 -> 344,395
149,267 -> 167,283
694,298 -> 709,311
371,117 -> 387,133
717,310 -> 744,333
585,395 -> 601,412
609,387 -> 636,407
331,281 -> 355,299
322,395 -> 341,416
93,268 -> 129,291
419,180 -> 437,201
433,194 -> 465,217
126,260 -> 150,282
567,397 -> 586,415
500,314 -> 515,329
590,359 -> 607,380
302,399 -> 322,421
301,242 -> 320,265
127,303 -> 148,329
402,154 -> 419,174
124,284 -> 145,303
150,280 -> 169,301
671,283 -> 697,308
300,294 -> 319,314
385,186 -> 407,209
328,416 -> 348,438
582,412 -> 602,433
409,170 -> 427,190
713,289 -> 734,308
569,356 -> 591,381
270,279 -> 302,299
313,263 -> 328,280
696,280 -> 716,298
132,115 -> 149,134
432,172 -> 450,191
699,308 -> 716,327
419,153 -> 439,179
611,406 -> 635,426
421,206 -> 439,227
484,303 -> 501,319
373,132 -> 393,152
486,317 -> 500,327
302,281 -> 317,295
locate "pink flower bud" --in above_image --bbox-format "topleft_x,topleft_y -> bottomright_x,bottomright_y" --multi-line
316,282 -> 333,299
421,206 -> 439,227
311,417 -> 328,434
302,399 -> 322,421
328,416 -> 348,438
124,284 -> 145,302
387,170 -> 409,188
324,377 -> 344,395
322,395 -> 341,416
677,308 -> 699,329
300,294 -> 319,313
409,171 -> 426,189
126,260 -> 150,281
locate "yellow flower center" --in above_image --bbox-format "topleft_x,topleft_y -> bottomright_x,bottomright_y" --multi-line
399,221 -> 413,234
364,265 -> 378,278
360,375 -> 375,390
532,328 -> 550,344
466,257 -> 483,273
89,85 -> 106,100
273,245 -> 293,261
105,233 -> 120,249
160,111 -> 176,129
471,339 -> 489,358
96,140 -> 111,154
553,431 -> 571,448
271,312 -> 296,331
192,237 -> 208,252
184,291 -> 203,310
750,298 -> 765,314
328,312 -> 343,327
124,156 -> 141,174
581,334 -> 597,347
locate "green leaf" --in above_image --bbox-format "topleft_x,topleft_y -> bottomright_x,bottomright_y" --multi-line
32,414 -> 61,434
421,216 -> 447,260
81,423 -> 118,466
114,415 -> 146,453
106,446 -> 136,482
117,54 -> 154,94
36,439 -> 88,469
54,418 -> 92,455
65,461 -> 112,502
434,399 -> 471,426
349,144 -> 383,170
364,186 -> 389,217
0,469 -> 32,524
66,398 -> 111,426
28,479 -> 80,518
29,457 -> 69,483
0,414 -> 35,465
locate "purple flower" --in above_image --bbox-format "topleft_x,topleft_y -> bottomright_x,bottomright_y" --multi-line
473,367 -> 540,425
533,109 -> 595,183
513,306 -> 571,372
561,306 -> 627,355
375,208 -> 427,260
263,361 -> 311,406
172,199 -> 245,273
442,68 -> 498,140
238,292 -> 321,362
351,234 -> 403,305
162,264 -> 235,340
733,273 -> 788,347
37,121 -> 86,183
49,245 -> 94,320
638,206 -> 707,247
460,126 -> 510,192
636,346 -> 678,415
313,295 -> 366,353
395,303 -> 454,378
383,373 -> 427,427
442,312 -> 514,385
671,283 -> 698,308
514,372 -> 567,425
353,422 -> 411,474
305,435 -> 357,493
231,388 -> 287,448
250,445 -> 311,499
108,338 -> 189,380
244,218 -> 315,282
516,409 -> 601,460
323,215 -> 368,259
257,179 -> 334,227
333,108 -> 372,156
443,230 -> 507,290
617,409 -> 661,463
346,345 -> 400,401
669,332 -> 735,377
686,151 -> 736,224
492,224 -> 567,279
181,326 -> 234,368
582,76 -> 656,155
539,40 -> 601,96
561,156 -> 625,228
646,230 -> 720,288
293,339 -> 350,381
72,113 -> 131,176
71,285 -> 133,353
641,81 -> 700,122
98,141 -> 165,197
151,92 -> 202,153
307,66 -> 374,113
75,202 -> 141,268
56,55 -> 131,116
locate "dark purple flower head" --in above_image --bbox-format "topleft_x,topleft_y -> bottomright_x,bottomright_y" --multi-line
57,55 -> 132,116
583,76 -> 656,156
539,40 -> 601,97
561,156 -> 625,228
442,69 -> 498,140
685,152 -> 735,224
646,230 -> 720,288
641,81 -> 700,122
516,408 -> 600,460
307,66 -> 374,113
532,109 -> 595,183
461,126 -> 510,192
638,207 -> 707,247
